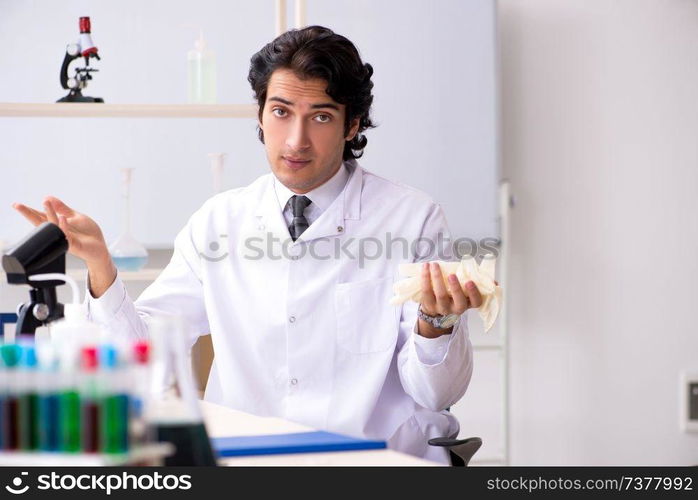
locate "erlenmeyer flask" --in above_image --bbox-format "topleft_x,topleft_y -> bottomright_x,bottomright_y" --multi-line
109,168 -> 148,271
145,315 -> 217,466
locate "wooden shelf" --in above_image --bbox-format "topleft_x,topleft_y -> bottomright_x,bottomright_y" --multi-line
0,102 -> 258,118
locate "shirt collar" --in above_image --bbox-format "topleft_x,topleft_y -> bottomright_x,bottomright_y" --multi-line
273,162 -> 350,214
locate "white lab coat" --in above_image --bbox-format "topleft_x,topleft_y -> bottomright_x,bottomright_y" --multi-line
87,160 -> 474,464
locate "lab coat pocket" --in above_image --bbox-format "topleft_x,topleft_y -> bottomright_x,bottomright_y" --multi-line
334,276 -> 399,354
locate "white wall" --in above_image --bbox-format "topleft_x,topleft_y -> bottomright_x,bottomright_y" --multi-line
1,0 -> 503,459
5,0 -> 695,466
498,0 -> 698,465
0,0 -> 498,247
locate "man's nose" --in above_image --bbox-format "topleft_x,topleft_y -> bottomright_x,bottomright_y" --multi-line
286,119 -> 311,152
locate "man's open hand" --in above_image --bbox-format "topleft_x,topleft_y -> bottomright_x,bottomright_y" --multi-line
13,196 -> 110,265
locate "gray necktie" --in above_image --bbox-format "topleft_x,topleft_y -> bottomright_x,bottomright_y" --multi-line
288,195 -> 312,241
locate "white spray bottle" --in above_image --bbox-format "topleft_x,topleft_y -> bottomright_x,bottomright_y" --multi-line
187,31 -> 217,104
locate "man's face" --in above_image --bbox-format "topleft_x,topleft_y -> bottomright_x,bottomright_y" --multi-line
260,69 -> 359,194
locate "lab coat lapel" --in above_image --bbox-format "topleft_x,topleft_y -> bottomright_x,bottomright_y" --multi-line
254,175 -> 293,242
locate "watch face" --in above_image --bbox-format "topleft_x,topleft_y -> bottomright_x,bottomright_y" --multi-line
439,314 -> 459,329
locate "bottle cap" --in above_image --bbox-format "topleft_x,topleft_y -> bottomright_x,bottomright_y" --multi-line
0,344 -> 22,368
80,16 -> 91,34
100,344 -> 118,370
21,345 -> 38,369
81,346 -> 98,371
133,341 -> 150,364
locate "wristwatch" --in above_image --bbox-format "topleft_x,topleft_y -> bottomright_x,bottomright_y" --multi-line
417,306 -> 460,329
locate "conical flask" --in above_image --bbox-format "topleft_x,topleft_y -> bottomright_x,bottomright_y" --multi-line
109,168 -> 148,271
145,314 -> 217,466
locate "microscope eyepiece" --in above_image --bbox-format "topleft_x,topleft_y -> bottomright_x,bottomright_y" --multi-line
2,222 -> 68,285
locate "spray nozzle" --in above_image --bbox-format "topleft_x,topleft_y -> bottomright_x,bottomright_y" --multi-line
194,31 -> 207,52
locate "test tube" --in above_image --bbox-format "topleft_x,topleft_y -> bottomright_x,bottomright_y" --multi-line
80,346 -> 100,453
0,344 -> 22,450
19,345 -> 40,450
130,340 -> 151,446
0,341 -> 5,449
36,342 -> 60,452
100,345 -> 130,454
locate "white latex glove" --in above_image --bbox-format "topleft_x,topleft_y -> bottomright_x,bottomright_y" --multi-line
390,256 -> 503,332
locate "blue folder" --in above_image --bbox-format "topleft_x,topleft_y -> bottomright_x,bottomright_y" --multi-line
211,431 -> 386,457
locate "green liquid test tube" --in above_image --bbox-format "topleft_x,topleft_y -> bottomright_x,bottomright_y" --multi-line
102,394 -> 130,454
99,345 -> 130,454
59,390 -> 81,452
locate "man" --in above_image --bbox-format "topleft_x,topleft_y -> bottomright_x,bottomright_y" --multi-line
14,26 -> 480,464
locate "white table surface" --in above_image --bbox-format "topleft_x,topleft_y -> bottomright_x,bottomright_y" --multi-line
199,400 -> 438,466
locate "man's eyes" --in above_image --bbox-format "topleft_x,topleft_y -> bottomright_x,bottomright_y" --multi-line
270,108 -> 332,123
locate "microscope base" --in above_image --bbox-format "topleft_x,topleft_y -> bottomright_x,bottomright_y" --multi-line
57,90 -> 104,103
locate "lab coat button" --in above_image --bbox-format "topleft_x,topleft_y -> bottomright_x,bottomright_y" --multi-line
290,378 -> 298,386
289,316 -> 296,323
337,226 -> 344,232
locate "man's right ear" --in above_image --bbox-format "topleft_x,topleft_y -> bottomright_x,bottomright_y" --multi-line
257,105 -> 264,130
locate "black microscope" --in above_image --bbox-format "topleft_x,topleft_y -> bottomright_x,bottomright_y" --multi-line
57,16 -> 104,103
2,223 -> 70,335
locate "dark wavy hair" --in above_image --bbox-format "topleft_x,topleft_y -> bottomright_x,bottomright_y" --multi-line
248,25 -> 375,161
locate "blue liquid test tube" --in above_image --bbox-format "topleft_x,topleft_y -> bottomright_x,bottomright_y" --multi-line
36,343 -> 60,452
19,345 -> 40,450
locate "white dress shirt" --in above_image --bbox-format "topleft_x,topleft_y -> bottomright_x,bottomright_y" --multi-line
87,160 -> 474,464
275,162 -> 350,228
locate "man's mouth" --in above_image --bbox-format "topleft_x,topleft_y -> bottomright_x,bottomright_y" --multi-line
282,157 -> 311,170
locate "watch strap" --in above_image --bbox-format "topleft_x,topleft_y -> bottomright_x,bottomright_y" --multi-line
417,306 -> 459,329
